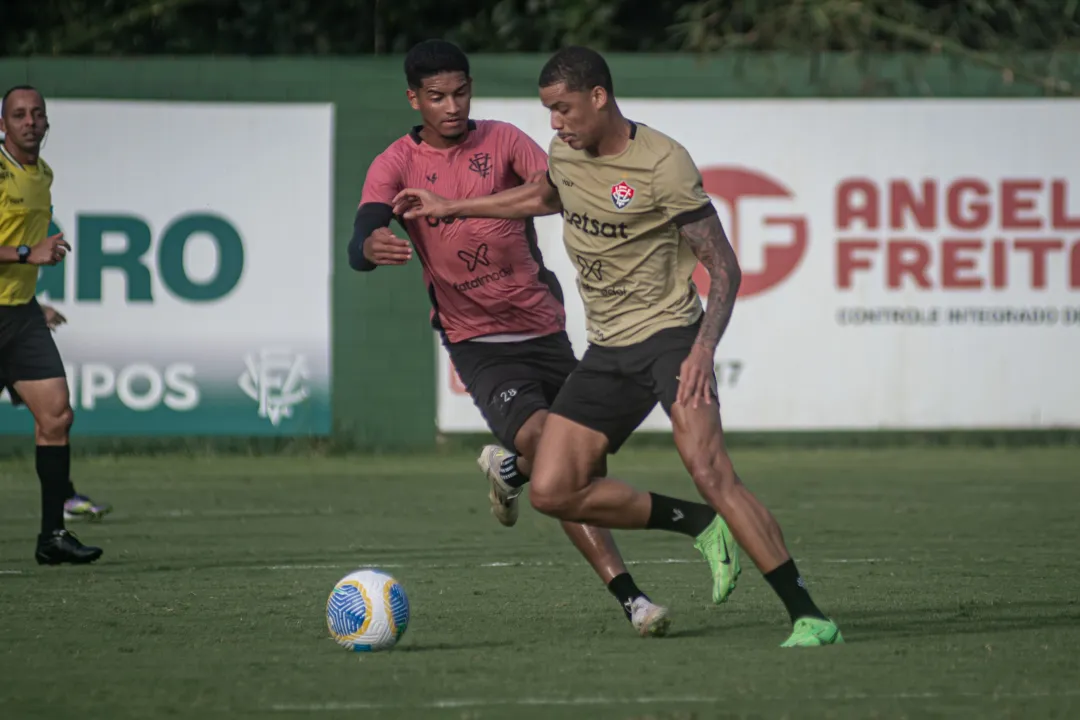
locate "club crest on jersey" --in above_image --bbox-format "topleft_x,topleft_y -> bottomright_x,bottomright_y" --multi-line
611,181 -> 635,210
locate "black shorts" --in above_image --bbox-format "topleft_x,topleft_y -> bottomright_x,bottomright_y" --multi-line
549,319 -> 717,454
447,331 -> 578,454
0,298 -> 66,406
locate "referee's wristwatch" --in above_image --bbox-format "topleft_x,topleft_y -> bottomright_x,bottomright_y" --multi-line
16,245 -> 30,264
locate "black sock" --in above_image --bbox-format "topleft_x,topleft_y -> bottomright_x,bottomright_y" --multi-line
498,454 -> 530,489
645,492 -> 716,537
607,572 -> 646,620
764,558 -> 827,623
37,445 -> 70,535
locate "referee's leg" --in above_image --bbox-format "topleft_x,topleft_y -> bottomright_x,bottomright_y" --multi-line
6,302 -> 102,565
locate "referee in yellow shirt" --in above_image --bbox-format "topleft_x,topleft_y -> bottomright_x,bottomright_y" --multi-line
1,85 -> 102,564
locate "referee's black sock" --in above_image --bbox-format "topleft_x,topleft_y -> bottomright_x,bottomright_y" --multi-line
37,445 -> 70,535
498,454 -> 530,489
646,492 -> 716,537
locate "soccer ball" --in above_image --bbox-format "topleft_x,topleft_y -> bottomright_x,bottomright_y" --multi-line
326,569 -> 410,652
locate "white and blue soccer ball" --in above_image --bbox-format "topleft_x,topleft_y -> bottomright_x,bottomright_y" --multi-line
326,569 -> 410,652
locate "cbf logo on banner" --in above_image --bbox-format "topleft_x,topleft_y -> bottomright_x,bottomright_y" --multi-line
0,100 -> 333,436
691,167 -> 808,298
437,98 -> 1080,432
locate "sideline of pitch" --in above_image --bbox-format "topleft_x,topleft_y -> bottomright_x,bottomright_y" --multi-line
269,688 -> 1080,712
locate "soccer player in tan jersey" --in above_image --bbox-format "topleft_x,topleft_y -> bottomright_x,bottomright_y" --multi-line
394,47 -> 843,647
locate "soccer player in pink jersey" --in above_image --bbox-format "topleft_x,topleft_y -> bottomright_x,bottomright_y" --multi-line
347,40 -> 740,636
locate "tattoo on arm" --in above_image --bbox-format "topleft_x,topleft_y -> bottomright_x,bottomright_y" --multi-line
679,211 -> 742,351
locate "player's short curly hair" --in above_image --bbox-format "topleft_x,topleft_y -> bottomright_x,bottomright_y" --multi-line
404,40 -> 470,90
538,47 -> 614,96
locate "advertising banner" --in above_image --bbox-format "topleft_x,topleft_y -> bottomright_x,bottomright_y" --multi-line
437,99 -> 1080,432
0,100 -> 334,435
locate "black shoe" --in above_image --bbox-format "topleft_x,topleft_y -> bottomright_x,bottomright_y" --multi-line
35,529 -> 103,566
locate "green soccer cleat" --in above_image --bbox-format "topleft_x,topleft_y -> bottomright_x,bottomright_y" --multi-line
692,515 -> 741,604
781,617 -> 844,648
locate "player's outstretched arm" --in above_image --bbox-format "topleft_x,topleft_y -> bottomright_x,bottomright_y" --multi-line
392,177 -> 561,221
681,212 -> 742,352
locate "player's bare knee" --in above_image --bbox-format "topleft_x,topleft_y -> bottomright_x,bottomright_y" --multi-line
529,475 -> 573,519
529,486 -> 574,519
687,451 -> 738,496
528,464 -> 587,520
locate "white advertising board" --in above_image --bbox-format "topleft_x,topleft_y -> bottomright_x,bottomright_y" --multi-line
438,99 -> 1080,432
0,100 -> 333,435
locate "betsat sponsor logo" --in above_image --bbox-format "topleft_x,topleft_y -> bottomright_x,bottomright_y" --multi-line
561,208 -> 629,240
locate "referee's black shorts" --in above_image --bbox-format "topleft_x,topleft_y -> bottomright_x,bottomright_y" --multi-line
0,297 -> 67,407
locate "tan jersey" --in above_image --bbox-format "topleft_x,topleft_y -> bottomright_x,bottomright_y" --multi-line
546,122 -> 714,347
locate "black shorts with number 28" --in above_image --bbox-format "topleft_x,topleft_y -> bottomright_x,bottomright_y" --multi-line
0,297 -> 67,406
550,318 -> 718,454
447,331 -> 578,454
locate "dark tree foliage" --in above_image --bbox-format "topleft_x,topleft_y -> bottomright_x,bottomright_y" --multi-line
2,0 -> 1079,56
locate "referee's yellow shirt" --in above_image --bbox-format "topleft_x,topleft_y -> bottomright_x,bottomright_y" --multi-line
0,144 -> 52,306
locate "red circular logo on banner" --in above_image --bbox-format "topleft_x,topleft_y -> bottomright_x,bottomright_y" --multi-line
693,167 -> 809,299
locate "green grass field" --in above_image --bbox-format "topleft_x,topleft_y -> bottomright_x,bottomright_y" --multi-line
1,447 -> 1078,720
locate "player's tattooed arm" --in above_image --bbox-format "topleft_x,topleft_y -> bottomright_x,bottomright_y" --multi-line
680,212 -> 742,351
393,175 -> 561,221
